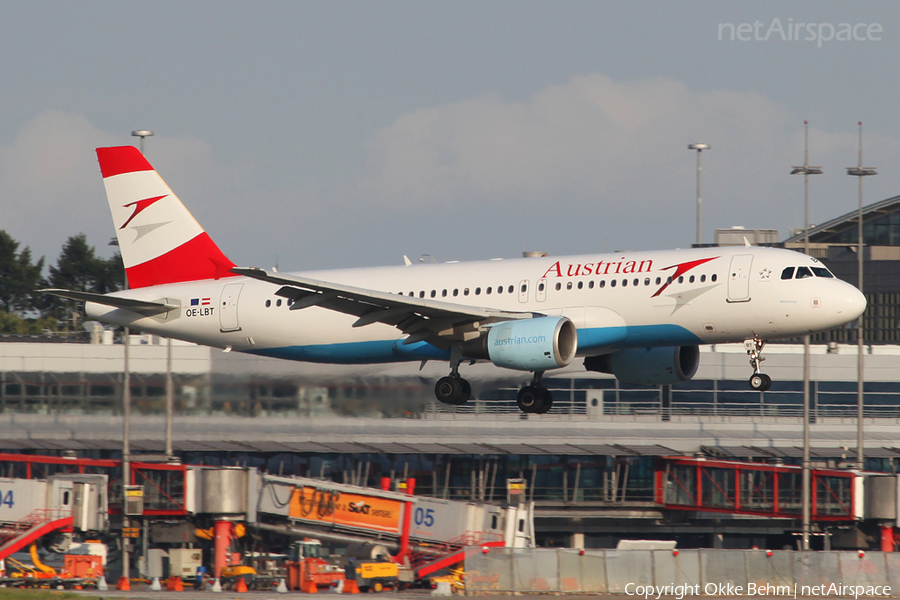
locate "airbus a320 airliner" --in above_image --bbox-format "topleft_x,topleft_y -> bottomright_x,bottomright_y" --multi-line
44,147 -> 867,414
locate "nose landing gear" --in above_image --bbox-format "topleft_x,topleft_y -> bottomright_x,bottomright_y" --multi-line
744,335 -> 772,392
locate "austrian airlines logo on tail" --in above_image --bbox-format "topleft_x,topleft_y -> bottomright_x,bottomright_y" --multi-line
120,195 -> 167,229
651,257 -> 719,298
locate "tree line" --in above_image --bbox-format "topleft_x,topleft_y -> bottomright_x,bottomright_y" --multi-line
0,231 -> 124,334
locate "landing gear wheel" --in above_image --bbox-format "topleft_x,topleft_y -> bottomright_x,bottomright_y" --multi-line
749,373 -> 772,392
536,389 -> 553,413
435,376 -> 470,405
459,378 -> 472,403
517,386 -> 545,413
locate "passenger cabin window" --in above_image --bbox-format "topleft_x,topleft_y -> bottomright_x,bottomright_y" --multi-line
796,266 -> 813,279
812,267 -> 834,278
508,285 -> 514,294
781,267 -> 795,280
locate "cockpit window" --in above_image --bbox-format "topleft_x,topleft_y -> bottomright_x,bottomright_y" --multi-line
795,266 -> 813,279
811,267 -> 834,278
781,267 -> 795,280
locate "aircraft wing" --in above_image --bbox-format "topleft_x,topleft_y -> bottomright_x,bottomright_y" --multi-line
232,267 -> 533,348
40,289 -> 178,316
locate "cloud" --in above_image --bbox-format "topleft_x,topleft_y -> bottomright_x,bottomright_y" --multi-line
354,74 -> 900,251
0,111 -> 236,264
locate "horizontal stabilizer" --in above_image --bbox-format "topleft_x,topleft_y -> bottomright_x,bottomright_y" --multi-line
39,289 -> 178,316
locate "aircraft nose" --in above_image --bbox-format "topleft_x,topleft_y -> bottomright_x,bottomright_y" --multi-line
839,284 -> 867,321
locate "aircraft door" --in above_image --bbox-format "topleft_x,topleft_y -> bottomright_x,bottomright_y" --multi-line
727,255 -> 753,302
219,283 -> 243,332
518,280 -> 529,304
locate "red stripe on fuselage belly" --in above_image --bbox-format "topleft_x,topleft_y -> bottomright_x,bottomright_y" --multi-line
125,233 -> 237,288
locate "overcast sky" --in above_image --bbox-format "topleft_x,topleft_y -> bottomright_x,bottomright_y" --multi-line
2,1 -> 899,272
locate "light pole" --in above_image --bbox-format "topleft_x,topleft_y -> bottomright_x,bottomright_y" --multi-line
129,130 -> 172,456
131,130 -> 153,154
846,122 -> 876,472
120,129 -> 154,587
688,143 -> 710,246
790,121 -> 822,551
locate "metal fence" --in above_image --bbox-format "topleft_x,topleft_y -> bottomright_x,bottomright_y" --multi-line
425,381 -> 900,422
465,548 -> 900,595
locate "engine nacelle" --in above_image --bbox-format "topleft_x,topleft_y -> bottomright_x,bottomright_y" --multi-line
584,345 -> 700,386
465,316 -> 578,372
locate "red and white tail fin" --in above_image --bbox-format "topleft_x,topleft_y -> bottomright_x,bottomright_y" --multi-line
96,146 -> 236,289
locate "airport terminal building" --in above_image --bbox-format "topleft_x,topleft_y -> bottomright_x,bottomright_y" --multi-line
4,194 -> 900,550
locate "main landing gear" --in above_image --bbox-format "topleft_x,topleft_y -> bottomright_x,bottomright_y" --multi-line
434,347 -> 471,406
517,371 -> 553,414
433,348 -> 553,414
744,335 -> 772,392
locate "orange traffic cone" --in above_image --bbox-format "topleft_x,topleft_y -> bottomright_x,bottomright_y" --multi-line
116,576 -> 131,591
167,576 -> 184,591
302,580 -> 318,593
235,577 -> 249,593
342,579 -> 360,594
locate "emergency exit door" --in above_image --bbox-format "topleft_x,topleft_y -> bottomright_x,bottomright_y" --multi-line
727,255 -> 753,302
219,284 -> 243,332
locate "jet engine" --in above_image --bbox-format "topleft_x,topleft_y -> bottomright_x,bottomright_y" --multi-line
463,316 -> 578,372
584,345 -> 700,385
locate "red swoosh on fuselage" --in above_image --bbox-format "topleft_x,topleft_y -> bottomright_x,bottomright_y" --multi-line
651,256 -> 720,298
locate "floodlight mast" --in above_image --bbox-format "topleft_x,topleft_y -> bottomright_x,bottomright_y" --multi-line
688,144 -> 710,246
846,122 -> 876,473
790,121 -> 822,552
